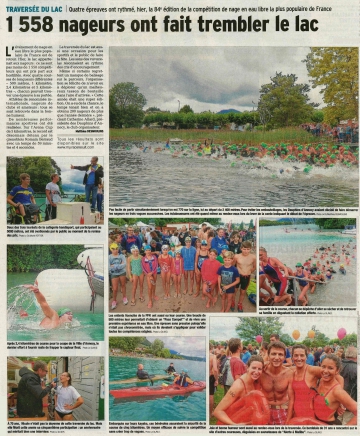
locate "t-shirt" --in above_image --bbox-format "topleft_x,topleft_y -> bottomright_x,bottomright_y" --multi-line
230,356 -> 246,379
45,182 -> 62,205
201,259 -> 222,284
181,246 -> 197,270
86,166 -> 98,185
108,254 -> 126,275
242,351 -> 251,364
217,265 -> 240,293
55,385 -> 81,414
9,185 -> 35,205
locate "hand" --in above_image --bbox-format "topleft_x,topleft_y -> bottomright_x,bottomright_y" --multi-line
23,284 -> 39,293
70,165 -> 74,169
64,404 -> 72,410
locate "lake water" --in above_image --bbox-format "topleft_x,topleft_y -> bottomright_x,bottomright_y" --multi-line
7,273 -> 104,341
109,356 -> 206,421
109,141 -> 359,207
259,224 -> 357,306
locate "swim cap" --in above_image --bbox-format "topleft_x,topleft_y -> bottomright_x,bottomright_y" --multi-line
201,240 -> 207,245
170,243 -> 175,247
58,308 -> 72,317
182,369 -> 188,373
144,245 -> 151,250
296,262 -> 303,267
316,271 -> 321,275
130,245 -> 139,252
110,243 -> 119,250
222,245 -> 229,250
340,264 -> 344,267
162,245 -> 169,251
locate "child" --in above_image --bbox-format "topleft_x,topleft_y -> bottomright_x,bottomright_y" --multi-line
217,251 -> 240,312
339,264 -> 346,275
201,249 -> 221,308
233,241 -> 257,312
194,240 -> 209,298
158,245 -> 173,299
109,243 -> 127,309
181,237 -> 197,295
216,245 -> 228,264
126,245 -> 144,306
141,245 -> 158,309
171,250 -> 184,298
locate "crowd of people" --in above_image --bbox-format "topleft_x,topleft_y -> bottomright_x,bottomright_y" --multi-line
7,157 -> 104,223
210,337 -> 357,426
129,138 -> 359,169
108,224 -> 256,311
301,122 -> 359,144
259,242 -> 356,307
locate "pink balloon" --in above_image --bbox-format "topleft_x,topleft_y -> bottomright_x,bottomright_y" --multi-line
337,328 -> 346,340
255,335 -> 263,344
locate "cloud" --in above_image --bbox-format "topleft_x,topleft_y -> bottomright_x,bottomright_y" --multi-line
110,46 -> 323,112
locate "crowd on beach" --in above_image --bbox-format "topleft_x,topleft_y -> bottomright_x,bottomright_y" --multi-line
259,242 -> 356,307
210,337 -> 357,426
108,224 -> 256,312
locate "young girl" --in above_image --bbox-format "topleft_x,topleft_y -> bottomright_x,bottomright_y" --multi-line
126,245 -> 144,306
158,245 -> 173,300
201,249 -> 221,308
171,250 -> 184,298
141,245 -> 158,309
109,243 -> 127,309
194,240 -> 208,298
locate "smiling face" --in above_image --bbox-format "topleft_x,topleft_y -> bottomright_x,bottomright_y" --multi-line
209,251 -> 217,260
224,257 -> 233,267
321,358 -> 339,381
269,347 -> 285,367
248,361 -> 263,380
292,348 -> 307,368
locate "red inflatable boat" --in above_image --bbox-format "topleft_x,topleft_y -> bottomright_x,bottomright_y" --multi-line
110,381 -> 206,399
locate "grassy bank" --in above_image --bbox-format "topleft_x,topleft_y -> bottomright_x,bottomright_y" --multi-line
110,127 -> 316,145
210,384 -> 225,425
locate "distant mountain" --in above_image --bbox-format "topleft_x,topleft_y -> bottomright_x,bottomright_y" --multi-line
217,109 -> 241,114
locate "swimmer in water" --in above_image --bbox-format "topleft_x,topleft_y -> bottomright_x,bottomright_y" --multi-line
23,285 -> 73,329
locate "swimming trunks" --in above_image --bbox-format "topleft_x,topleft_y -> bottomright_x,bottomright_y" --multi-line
239,274 -> 251,290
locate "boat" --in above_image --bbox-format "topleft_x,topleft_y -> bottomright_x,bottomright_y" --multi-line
341,225 -> 356,235
109,374 -> 174,385
110,381 -> 206,398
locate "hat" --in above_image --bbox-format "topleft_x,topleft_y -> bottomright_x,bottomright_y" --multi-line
295,262 -> 303,267
222,245 -> 229,250
58,308 -> 72,317
110,243 -> 119,250
185,237 -> 191,242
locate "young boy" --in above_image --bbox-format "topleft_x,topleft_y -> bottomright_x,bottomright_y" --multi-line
217,251 -> 240,312
201,249 -> 221,308
233,241 -> 256,312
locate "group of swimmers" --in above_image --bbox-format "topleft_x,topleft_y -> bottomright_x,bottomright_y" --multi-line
108,225 -> 256,312
259,242 -> 355,307
210,337 -> 357,426
131,140 -> 359,169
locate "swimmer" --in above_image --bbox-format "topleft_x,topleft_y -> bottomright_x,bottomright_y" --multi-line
23,285 -> 73,329
294,263 -> 309,306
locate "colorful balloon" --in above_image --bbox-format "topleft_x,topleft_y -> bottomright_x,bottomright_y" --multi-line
337,328 -> 346,340
308,330 -> 315,339
255,335 -> 263,344
292,330 -> 300,340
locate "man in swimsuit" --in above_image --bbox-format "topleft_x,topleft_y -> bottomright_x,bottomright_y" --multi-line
233,241 -> 256,312
261,341 -> 293,425
23,284 -> 73,329
259,247 -> 292,306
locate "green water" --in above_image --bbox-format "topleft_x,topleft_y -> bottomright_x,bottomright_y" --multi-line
7,272 -> 104,341
109,356 -> 206,421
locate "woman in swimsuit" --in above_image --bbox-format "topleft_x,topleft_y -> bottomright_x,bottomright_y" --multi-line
312,354 -> 357,425
295,263 -> 309,306
213,355 -> 264,425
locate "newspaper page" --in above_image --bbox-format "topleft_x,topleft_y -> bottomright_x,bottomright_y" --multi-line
1,0 -> 359,435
